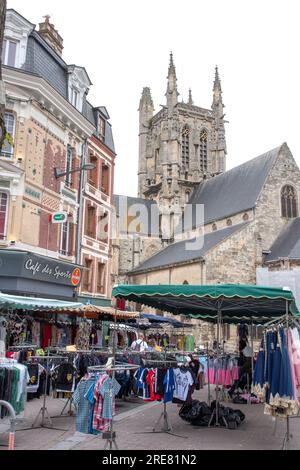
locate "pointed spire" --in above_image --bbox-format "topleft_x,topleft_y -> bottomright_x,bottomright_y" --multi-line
214,65 -> 221,88
212,65 -> 223,111
166,51 -> 179,113
139,87 -> 153,111
188,88 -> 193,106
169,51 -> 175,74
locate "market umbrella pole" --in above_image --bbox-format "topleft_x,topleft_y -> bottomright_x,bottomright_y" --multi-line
103,305 -> 118,450
282,299 -> 292,450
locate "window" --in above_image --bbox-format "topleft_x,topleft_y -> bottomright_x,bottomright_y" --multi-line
86,204 -> 96,238
252,325 -> 263,340
2,39 -> 17,67
1,113 -> 15,157
101,164 -> 110,194
97,262 -> 106,294
99,118 -> 105,139
183,280 -> 189,285
181,125 -> 190,168
222,324 -> 231,341
200,129 -> 208,172
70,87 -> 79,108
0,192 -> 8,240
88,155 -> 98,187
212,223 -> 217,231
65,146 -> 73,187
60,222 -> 69,255
281,185 -> 298,218
226,218 -> 232,226
83,258 -> 93,292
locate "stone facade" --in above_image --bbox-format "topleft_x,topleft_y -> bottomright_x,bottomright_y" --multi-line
138,55 -> 226,222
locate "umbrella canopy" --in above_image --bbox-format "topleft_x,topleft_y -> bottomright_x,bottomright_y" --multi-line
140,312 -> 190,327
112,284 -> 299,324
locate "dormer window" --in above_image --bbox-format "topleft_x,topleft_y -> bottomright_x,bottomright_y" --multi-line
1,39 -> 18,67
70,87 -> 79,109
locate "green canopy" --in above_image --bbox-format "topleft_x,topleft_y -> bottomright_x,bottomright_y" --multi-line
112,284 -> 299,324
0,292 -> 83,311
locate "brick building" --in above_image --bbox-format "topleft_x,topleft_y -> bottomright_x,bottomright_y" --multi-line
0,10 -> 116,302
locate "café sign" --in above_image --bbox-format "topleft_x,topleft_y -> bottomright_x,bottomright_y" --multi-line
23,257 -> 82,286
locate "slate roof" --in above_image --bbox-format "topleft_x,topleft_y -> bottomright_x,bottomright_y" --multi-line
129,222 -> 248,274
184,145 -> 282,229
8,9 -> 115,153
114,195 -> 160,236
265,218 -> 300,262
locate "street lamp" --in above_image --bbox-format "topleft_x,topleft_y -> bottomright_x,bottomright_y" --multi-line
53,152 -> 96,264
54,162 -> 95,179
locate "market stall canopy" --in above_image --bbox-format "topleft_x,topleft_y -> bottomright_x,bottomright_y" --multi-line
140,313 -> 191,328
112,284 -> 299,324
55,304 -> 140,319
0,292 -> 83,310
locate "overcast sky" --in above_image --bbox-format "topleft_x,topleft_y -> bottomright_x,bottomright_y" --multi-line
7,0 -> 300,197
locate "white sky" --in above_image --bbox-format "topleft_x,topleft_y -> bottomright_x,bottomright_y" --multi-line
7,0 -> 300,197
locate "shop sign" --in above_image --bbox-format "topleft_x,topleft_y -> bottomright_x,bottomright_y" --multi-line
22,256 -> 82,287
71,268 -> 81,286
50,212 -> 67,224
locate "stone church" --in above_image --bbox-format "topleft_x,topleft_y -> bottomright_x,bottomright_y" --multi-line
112,54 -> 300,347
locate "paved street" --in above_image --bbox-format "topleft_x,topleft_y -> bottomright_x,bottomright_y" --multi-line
1,387 -> 299,450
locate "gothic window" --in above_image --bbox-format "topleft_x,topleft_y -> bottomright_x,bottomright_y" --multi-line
181,126 -> 190,168
281,185 -> 298,218
212,223 -> 217,231
226,218 -> 232,226
243,213 -> 249,221
200,129 -> 208,172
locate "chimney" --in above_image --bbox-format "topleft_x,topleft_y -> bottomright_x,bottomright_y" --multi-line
38,15 -> 63,57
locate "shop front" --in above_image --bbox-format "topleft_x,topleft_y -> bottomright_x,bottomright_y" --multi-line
0,249 -> 83,300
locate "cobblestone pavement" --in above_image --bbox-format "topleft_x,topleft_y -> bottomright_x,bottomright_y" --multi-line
1,387 -> 300,450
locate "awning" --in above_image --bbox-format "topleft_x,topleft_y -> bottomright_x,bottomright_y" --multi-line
55,304 -> 140,319
0,292 -> 83,311
140,313 -> 191,327
112,284 -> 299,324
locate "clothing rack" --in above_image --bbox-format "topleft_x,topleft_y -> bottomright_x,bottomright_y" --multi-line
136,354 -> 187,439
17,354 -> 67,432
261,306 -> 298,450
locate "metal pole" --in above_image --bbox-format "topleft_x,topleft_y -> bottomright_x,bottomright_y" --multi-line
0,400 -> 16,450
207,341 -> 211,406
215,310 -> 221,426
285,300 -> 290,447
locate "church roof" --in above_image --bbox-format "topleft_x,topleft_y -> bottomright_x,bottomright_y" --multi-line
185,145 -> 281,229
129,222 -> 248,274
265,218 -> 300,262
114,195 -> 160,236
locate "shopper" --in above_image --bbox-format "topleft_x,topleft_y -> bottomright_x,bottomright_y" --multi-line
131,334 -> 149,352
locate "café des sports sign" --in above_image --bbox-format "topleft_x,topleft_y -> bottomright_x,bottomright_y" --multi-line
0,251 -> 83,287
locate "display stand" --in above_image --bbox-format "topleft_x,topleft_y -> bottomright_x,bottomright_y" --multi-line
208,308 -> 228,428
17,355 -> 67,432
135,356 -> 187,439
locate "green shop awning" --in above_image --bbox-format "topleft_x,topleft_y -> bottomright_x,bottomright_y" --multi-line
0,292 -> 83,311
112,284 -> 299,324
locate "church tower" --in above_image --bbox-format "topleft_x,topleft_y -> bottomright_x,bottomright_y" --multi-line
137,54 -> 227,238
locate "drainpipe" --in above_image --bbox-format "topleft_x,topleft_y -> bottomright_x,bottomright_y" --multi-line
76,138 -> 88,265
